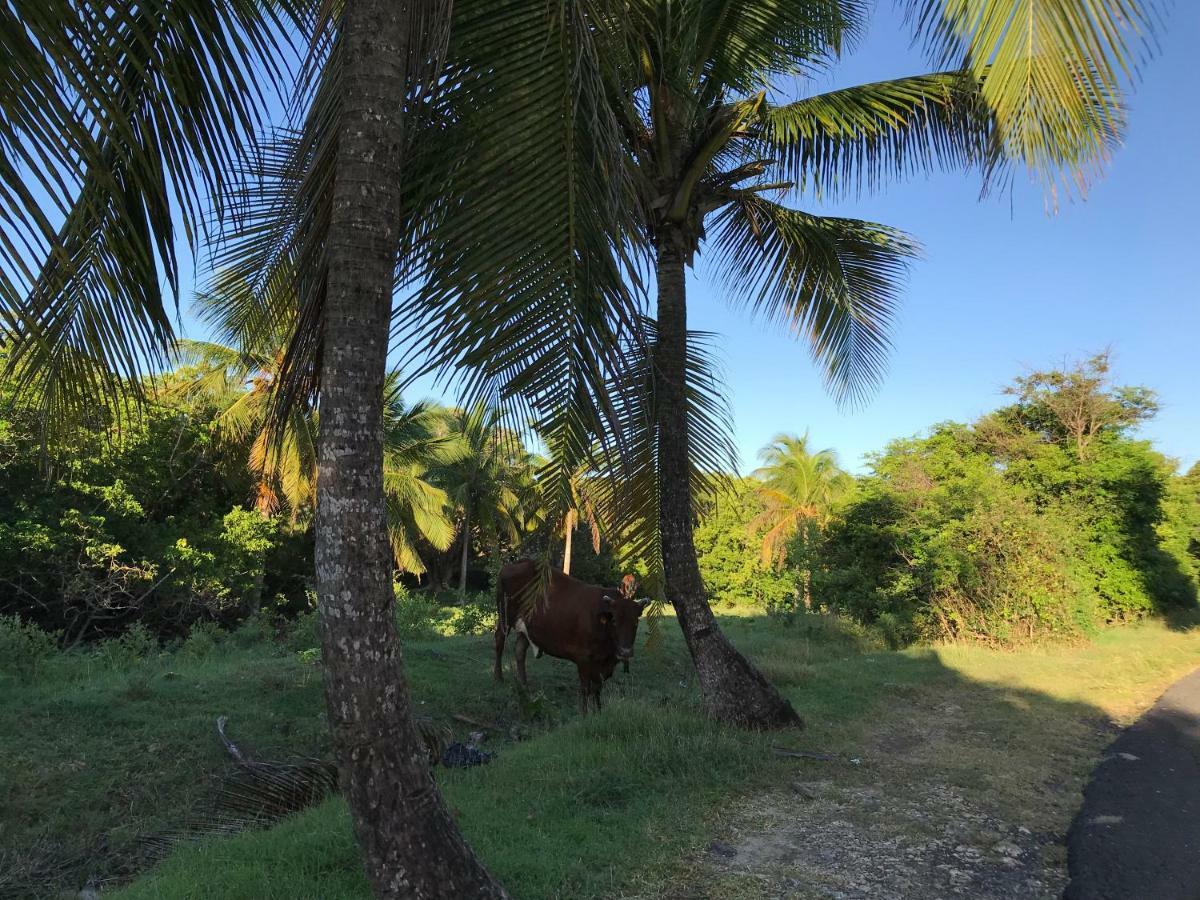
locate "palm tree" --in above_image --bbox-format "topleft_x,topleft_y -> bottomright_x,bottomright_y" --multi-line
563,462 -> 603,576
582,0 -> 1158,729
0,0 -> 1162,890
753,433 -> 854,566
753,433 -> 853,607
438,404 -> 534,597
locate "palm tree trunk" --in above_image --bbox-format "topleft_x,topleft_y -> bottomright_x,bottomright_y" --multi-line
458,505 -> 471,598
563,509 -> 575,574
653,230 -> 801,730
316,2 -> 506,896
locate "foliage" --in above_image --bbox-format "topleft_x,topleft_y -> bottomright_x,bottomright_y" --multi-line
811,360 -> 1197,645
693,480 -> 801,608
0,614 -> 60,681
95,623 -> 160,671
0,369 -> 305,641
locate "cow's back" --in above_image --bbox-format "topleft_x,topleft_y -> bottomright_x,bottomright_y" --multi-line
497,560 -> 610,664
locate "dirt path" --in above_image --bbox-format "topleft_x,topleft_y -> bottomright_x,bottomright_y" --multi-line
1065,667 -> 1200,900
648,676 -> 1115,899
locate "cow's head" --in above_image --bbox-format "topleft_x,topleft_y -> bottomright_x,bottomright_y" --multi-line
599,574 -> 647,661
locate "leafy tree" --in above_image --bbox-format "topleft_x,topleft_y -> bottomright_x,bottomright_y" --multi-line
814,365 -> 1196,645
996,351 -> 1159,460
693,480 -> 800,608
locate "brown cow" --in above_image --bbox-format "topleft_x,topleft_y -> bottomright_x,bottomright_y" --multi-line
493,559 -> 647,713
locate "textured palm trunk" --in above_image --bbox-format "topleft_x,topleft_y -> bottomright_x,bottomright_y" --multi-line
316,1 -> 507,896
458,504 -> 471,597
653,231 -> 802,730
563,509 -> 576,574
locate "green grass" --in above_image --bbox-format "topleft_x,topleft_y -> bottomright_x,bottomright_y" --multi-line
4,611 -> 1199,899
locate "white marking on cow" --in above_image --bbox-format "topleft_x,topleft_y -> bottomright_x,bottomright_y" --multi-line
514,617 -> 543,658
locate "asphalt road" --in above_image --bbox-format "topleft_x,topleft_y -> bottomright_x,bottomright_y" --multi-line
1065,666 -> 1200,900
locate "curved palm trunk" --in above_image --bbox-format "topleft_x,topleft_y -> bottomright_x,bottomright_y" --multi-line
316,1 -> 506,896
653,231 -> 801,730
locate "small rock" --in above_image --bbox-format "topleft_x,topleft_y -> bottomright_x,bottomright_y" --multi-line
1089,814 -> 1124,826
708,841 -> 738,858
850,757 -> 862,766
993,841 -> 1022,858
1117,752 -> 1139,761
469,730 -> 486,745
947,868 -> 971,886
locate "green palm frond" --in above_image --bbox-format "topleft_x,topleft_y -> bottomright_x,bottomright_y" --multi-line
393,0 -> 644,514
1,0 -> 307,426
708,196 -> 919,405
591,321 -> 738,590
903,0 -> 1160,195
756,71 -> 995,199
689,0 -> 869,100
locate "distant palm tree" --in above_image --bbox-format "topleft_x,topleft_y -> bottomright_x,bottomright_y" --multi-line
439,405 -> 535,596
753,433 -> 854,568
563,463 -> 602,576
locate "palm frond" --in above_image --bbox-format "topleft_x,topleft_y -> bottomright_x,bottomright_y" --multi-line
689,0 -> 870,101
591,320 -> 738,593
708,195 -> 919,405
756,71 -> 995,199
902,0 -> 1160,195
1,0 -> 307,429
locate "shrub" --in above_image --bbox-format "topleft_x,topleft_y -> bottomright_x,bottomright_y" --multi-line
180,620 -> 224,659
393,585 -> 443,641
446,592 -> 496,635
96,623 -> 159,670
0,614 -> 60,681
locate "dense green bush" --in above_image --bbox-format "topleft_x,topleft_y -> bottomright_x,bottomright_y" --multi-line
810,362 -> 1198,645
0,367 -> 310,643
0,614 -> 60,681
693,480 -> 800,608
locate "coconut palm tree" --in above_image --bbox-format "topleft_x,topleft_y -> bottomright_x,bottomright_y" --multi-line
753,432 -> 853,608
581,0 -> 1159,729
173,280 -> 464,576
753,433 -> 854,566
0,0 -> 1163,890
438,404 -> 536,596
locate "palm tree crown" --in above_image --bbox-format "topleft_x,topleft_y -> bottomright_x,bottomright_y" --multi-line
753,431 -> 853,566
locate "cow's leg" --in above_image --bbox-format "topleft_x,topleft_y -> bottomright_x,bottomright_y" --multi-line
514,632 -> 530,686
577,666 -> 591,715
493,624 -> 506,682
622,659 -> 629,675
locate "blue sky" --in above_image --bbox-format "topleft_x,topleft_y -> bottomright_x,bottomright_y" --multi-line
171,5 -> 1197,475
679,4 -> 1199,475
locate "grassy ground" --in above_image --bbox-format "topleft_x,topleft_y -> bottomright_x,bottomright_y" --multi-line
4,610 -> 1198,899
